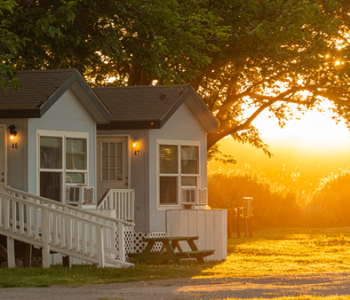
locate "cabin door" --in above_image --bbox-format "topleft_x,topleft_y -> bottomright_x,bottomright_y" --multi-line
0,125 -> 6,191
97,137 -> 129,202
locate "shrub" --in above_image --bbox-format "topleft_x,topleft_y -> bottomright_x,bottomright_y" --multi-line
307,170 -> 350,227
208,169 -> 303,229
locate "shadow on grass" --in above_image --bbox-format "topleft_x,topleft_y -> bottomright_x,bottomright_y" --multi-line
0,259 -> 224,288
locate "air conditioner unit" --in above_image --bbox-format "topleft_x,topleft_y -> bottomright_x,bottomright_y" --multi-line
181,187 -> 208,206
66,186 -> 94,205
181,187 -> 197,205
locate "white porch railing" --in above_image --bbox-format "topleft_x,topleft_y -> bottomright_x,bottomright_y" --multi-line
1,187 -> 135,268
97,189 -> 135,222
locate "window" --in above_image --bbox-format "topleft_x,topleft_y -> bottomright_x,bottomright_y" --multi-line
158,140 -> 200,206
66,138 -> 87,184
38,131 -> 88,202
101,141 -> 123,181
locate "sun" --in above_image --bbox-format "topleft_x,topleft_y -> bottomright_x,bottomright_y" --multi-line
251,101 -> 350,149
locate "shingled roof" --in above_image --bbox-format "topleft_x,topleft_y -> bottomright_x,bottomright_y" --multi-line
0,69 -> 218,131
93,84 -> 218,132
0,69 -> 110,122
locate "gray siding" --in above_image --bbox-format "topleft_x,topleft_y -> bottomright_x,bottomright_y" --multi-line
96,129 -> 150,232
98,102 -> 208,233
0,119 -> 28,191
149,102 -> 208,232
27,88 -> 97,200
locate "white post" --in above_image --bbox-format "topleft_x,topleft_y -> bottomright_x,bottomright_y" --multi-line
131,191 -> 135,222
7,236 -> 15,268
118,222 -> 125,262
4,198 -> 9,230
97,225 -> 105,267
41,208 -> 50,269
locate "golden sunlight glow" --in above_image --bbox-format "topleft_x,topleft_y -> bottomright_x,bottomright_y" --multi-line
107,76 -> 117,83
251,101 -> 350,149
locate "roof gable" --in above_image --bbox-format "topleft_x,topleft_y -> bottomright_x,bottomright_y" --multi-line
95,84 -> 218,132
0,69 -> 110,123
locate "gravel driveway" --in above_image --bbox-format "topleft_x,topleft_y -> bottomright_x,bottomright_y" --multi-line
1,272 -> 350,300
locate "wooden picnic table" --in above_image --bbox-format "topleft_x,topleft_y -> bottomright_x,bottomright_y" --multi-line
128,236 -> 215,264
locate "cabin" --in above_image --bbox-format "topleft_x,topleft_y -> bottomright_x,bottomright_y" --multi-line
0,69 -> 227,268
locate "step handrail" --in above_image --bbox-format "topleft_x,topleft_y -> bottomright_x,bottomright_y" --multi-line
0,191 -> 115,229
97,189 -> 135,222
0,191 -> 121,267
5,186 -> 134,227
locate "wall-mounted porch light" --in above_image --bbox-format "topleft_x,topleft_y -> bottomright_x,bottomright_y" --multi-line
133,138 -> 140,156
8,124 -> 18,149
9,124 -> 17,140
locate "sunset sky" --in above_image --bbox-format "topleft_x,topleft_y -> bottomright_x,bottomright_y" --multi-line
212,101 -> 350,188
252,101 -> 350,148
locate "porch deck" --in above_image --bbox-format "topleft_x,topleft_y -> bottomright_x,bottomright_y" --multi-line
0,187 -> 135,268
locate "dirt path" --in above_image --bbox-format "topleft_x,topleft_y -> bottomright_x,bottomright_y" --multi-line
1,272 -> 350,300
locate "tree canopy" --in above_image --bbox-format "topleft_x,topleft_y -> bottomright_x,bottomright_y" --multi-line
0,0 -> 228,86
197,0 -> 350,159
2,0 -> 350,160
0,0 -> 27,91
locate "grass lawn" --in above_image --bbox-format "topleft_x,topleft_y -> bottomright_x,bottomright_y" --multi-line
220,298 -> 350,300
1,227 -> 350,288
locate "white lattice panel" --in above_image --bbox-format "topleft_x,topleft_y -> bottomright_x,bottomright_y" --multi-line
115,230 -> 166,261
149,231 -> 167,252
133,232 -> 147,253
115,225 -> 134,261
133,231 -> 166,253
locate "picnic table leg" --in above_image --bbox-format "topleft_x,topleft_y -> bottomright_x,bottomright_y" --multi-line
134,241 -> 156,262
187,239 -> 206,264
143,241 -> 156,253
187,239 -> 199,251
171,240 -> 183,253
196,255 -> 205,264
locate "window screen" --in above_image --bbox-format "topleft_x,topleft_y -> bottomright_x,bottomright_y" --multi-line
181,146 -> 199,174
65,172 -> 85,184
66,138 -> 87,170
160,177 -> 177,204
40,136 -> 62,169
40,172 -> 61,202
181,176 -> 197,187
159,145 -> 178,174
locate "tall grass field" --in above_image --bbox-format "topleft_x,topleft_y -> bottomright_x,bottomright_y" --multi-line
208,168 -> 350,229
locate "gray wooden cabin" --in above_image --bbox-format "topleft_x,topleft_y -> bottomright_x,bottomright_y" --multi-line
0,69 -> 226,268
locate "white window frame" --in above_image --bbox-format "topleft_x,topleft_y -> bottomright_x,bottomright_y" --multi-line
36,129 -> 89,203
156,139 -> 201,210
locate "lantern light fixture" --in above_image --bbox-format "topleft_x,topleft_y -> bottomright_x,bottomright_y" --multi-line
133,138 -> 140,156
9,124 -> 17,140
133,138 -> 139,148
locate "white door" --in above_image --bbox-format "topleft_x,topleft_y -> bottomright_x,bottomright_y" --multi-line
0,125 -> 6,191
97,137 -> 128,201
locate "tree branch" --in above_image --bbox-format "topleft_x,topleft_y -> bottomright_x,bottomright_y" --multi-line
216,85 -> 318,119
207,99 -> 277,149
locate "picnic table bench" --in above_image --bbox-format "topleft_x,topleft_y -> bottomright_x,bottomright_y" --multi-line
128,236 -> 215,264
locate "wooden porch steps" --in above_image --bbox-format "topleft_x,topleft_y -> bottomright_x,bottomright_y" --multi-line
0,188 -> 135,269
